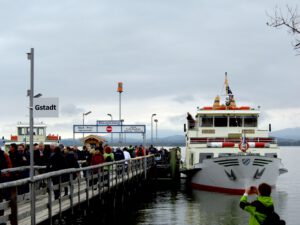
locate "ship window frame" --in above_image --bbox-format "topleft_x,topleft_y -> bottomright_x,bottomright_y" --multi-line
37,128 -> 45,136
200,116 -> 214,127
229,116 -> 243,127
214,116 -> 228,127
244,116 -> 257,127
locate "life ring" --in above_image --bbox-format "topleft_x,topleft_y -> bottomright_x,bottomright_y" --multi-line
239,142 -> 249,152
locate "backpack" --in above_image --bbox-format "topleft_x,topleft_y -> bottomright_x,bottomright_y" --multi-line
137,148 -> 144,157
262,212 -> 285,225
105,154 -> 112,162
0,150 -> 8,170
114,150 -> 124,161
255,201 -> 286,225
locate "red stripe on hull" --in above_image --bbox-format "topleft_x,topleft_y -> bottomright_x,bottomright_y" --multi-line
191,183 -> 245,195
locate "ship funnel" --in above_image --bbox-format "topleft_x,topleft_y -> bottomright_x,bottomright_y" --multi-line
213,95 -> 220,109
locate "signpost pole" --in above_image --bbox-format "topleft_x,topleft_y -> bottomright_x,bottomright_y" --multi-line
27,47 -> 36,225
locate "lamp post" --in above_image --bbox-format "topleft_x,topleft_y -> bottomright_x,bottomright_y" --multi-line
117,82 -> 123,145
82,111 -> 92,139
151,113 -> 156,144
27,48 -> 43,225
154,119 -> 158,143
107,113 -> 113,143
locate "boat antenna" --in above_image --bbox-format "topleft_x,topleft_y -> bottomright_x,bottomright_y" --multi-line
225,72 -> 228,95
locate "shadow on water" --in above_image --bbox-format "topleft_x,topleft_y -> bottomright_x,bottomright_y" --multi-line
47,177 -> 291,225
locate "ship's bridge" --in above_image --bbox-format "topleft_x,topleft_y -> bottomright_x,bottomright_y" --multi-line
187,108 -> 269,139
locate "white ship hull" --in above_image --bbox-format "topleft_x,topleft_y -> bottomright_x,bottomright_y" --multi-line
190,155 -> 285,194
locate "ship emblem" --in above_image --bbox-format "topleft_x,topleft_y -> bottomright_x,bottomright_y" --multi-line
253,168 -> 266,179
242,158 -> 250,166
224,169 -> 237,181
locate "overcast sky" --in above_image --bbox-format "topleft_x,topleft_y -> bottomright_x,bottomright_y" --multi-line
0,0 -> 299,139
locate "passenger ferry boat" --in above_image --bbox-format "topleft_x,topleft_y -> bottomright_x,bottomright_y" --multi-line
4,122 -> 60,151
184,74 -> 288,194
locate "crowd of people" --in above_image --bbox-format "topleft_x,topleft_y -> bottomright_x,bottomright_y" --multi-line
0,143 -> 170,195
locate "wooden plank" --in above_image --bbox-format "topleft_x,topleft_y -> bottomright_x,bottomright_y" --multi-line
0,200 -> 10,210
0,214 -> 10,224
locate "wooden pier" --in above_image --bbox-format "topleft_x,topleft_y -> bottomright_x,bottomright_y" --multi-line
0,156 -> 155,225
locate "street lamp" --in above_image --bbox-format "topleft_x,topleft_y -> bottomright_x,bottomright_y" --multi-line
27,47 -> 36,225
154,119 -> 158,143
151,113 -> 157,144
117,82 -> 123,145
107,113 -> 113,143
82,111 -> 92,139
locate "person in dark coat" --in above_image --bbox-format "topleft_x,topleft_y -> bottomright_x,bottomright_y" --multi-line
8,143 -> 22,168
34,142 -> 47,166
17,144 -> 30,194
47,147 -> 67,199
0,147 -> 12,205
64,147 -> 80,195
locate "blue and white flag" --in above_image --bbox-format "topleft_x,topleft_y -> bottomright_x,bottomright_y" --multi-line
227,86 -> 233,95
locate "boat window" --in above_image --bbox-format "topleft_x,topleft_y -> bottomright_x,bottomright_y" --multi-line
244,116 -> 257,127
201,117 -> 213,127
18,127 -> 29,135
190,153 -> 194,165
214,116 -> 228,127
229,117 -> 242,127
37,128 -> 45,136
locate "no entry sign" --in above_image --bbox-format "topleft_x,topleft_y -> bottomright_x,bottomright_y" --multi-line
106,126 -> 112,132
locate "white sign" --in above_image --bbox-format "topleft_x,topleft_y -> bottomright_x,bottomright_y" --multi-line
74,125 -> 97,133
97,125 -> 122,133
122,125 -> 145,133
97,120 -> 122,126
34,98 -> 59,117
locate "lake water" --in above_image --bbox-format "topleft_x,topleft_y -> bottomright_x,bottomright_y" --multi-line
132,146 -> 299,225
79,146 -> 299,225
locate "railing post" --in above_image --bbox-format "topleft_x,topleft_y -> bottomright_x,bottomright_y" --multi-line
69,173 -> 74,215
58,176 -> 62,219
144,157 -> 147,179
9,186 -> 18,225
85,170 -> 90,207
77,175 -> 81,206
47,178 -> 53,225
30,181 -> 36,225
97,168 -> 102,200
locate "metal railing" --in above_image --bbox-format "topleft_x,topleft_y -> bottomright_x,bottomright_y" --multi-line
0,155 -> 155,225
190,137 -> 277,144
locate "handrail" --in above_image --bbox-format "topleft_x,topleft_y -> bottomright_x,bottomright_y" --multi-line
0,155 -> 155,225
0,155 -> 154,189
1,166 -> 46,173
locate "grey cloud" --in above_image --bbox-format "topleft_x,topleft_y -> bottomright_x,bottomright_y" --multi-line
61,104 -> 84,116
0,0 -> 300,138
173,95 -> 195,103
168,114 -> 186,125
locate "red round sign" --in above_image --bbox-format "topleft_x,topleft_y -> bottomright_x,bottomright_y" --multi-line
106,126 -> 112,133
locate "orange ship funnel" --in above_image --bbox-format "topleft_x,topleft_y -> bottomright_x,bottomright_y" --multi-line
213,95 -> 221,109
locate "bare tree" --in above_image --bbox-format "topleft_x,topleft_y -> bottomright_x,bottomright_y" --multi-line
267,5 -> 300,52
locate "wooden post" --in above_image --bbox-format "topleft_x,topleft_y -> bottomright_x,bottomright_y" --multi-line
47,178 -> 53,225
9,186 -> 18,225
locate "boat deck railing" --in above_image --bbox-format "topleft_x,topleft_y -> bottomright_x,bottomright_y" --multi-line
190,137 -> 277,144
